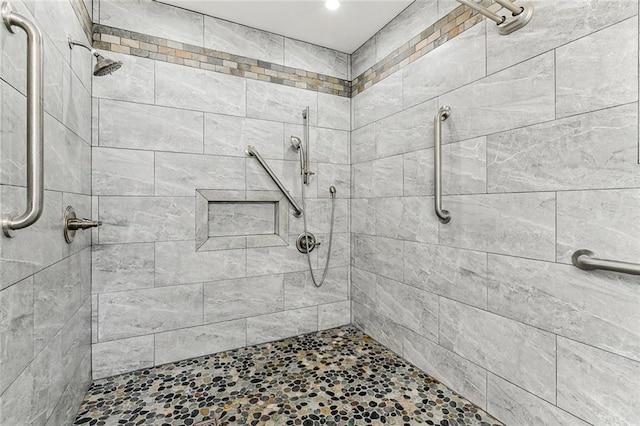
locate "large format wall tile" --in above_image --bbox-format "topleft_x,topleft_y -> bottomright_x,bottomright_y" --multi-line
439,192 -> 556,261
98,284 -> 203,341
284,38 -> 349,80
246,244 -> 314,276
351,267 -> 377,311
246,79 -> 318,125
557,337 -> 640,426
352,234 -> 403,282
487,104 -> 639,192
375,197 -> 438,244
557,189 -> 640,265
204,275 -> 284,323
92,243 -> 155,294
284,267 -> 349,310
353,73 -> 402,129
439,298 -> 556,402
350,123 -> 376,164
155,61 -> 246,116
556,17 -> 638,118
440,52 -> 555,144
488,254 -> 639,362
403,22 -> 486,108
205,114 -> 284,159
246,307 -> 318,346
92,147 -> 154,196
317,93 -> 350,131
204,16 -> 284,65
155,319 -> 247,365
352,301 -> 404,355
404,242 -> 487,309
487,373 -> 589,426
92,335 -> 154,380
98,99 -> 204,153
318,300 -> 351,330
351,36 -> 376,78
352,155 -> 403,198
92,51 -> 155,104
374,100 -> 437,159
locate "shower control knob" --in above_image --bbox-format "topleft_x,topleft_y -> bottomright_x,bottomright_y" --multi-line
63,206 -> 101,244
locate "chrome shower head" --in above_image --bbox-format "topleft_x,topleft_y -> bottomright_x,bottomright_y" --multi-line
93,53 -> 123,76
290,136 -> 302,150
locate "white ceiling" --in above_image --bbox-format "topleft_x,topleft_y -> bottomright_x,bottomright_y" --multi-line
159,0 -> 414,54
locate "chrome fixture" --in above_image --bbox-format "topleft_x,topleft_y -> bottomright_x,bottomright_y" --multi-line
296,232 -> 318,254
434,106 -> 451,224
245,145 -> 302,217
572,250 -> 640,276
63,206 -> 102,244
2,2 -> 44,238
291,107 -> 314,185
68,35 -> 122,76
455,0 -> 533,35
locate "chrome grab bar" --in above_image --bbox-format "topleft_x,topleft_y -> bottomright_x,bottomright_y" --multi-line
455,0 -> 533,35
245,146 -> 303,217
434,106 -> 451,224
2,2 -> 44,238
572,250 -> 640,276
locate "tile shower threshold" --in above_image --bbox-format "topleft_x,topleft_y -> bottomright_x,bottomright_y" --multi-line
74,327 -> 502,426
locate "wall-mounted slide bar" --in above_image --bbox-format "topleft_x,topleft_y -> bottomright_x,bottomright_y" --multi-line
245,146 -> 303,217
572,250 -> 640,276
434,106 -> 451,224
2,2 -> 45,238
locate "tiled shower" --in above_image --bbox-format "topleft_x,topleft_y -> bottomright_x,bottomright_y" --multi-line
0,0 -> 638,425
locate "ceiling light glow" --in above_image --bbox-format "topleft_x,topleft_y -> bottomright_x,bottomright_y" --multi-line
325,0 -> 340,11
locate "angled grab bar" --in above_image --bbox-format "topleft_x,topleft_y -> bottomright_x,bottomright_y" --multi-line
572,250 -> 640,276
2,2 -> 44,238
434,106 -> 451,224
245,146 -> 302,217
455,0 -> 533,35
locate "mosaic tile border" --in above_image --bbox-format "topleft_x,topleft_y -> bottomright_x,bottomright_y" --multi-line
69,0 -> 93,43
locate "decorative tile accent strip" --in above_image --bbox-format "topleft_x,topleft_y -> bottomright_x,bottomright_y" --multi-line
68,0 -> 93,42
92,24 -> 352,98
351,1 -> 495,96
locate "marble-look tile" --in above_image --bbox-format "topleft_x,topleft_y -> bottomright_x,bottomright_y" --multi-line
34,0 -> 83,65
352,234 -> 403,282
46,351 -> 91,426
1,82 -> 27,187
404,242 -> 487,309
205,114 -> 283,159
209,202 -> 275,237
350,199 -> 376,235
439,192 -> 556,261
99,0 -> 203,46
352,155 -> 403,198
155,241 -> 245,286
155,152 -> 245,196
0,0 -> 30,93
155,61 -> 246,116
487,373 -> 589,426
375,0 -> 438,62
317,163 -> 350,199
91,295 -> 98,344
486,0 -> 638,74
440,52 -> 555,144
318,300 -> 351,330
204,16 -> 284,64
351,37 -> 376,78
284,267 -> 348,310
289,198 -> 349,236
404,138 -> 487,196
99,99 -> 204,153
92,243 -> 154,294
92,147 -> 154,196
33,250 -> 90,352
375,197 -> 438,244
557,189 -> 640,265
557,337 -> 640,426
353,72 -> 402,129
98,283 -> 203,341
317,93 -> 350,131
404,329 -> 487,409
61,194 -> 92,258
246,307 -> 318,346
487,104 -> 639,192
204,275 -> 284,323
375,100 -> 437,159
403,22 -> 486,108
92,335 -> 154,379
351,267 -> 377,311
246,244 -> 315,277
352,301 -> 404,355
98,196 -> 194,244
0,277 -> 34,395
556,18 -> 638,117
317,232 -> 350,270
246,79 -> 318,125
488,254 -> 640,362
284,38 -> 348,79
43,37 -> 65,122
311,127 -> 349,164
44,114 -> 88,193
350,123 -> 376,164
62,69 -> 91,143
439,298 -> 556,402
60,299 -> 91,382
26,331 -> 64,423
376,275 -> 438,341
92,51 -> 155,104
154,319 -> 247,366
246,157 -> 317,199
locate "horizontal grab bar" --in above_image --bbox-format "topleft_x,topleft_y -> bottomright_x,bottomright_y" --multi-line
245,146 -> 303,217
572,250 -> 640,276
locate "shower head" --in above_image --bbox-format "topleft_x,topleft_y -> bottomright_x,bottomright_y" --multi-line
68,35 -> 123,77
93,53 -> 123,76
290,136 -> 302,150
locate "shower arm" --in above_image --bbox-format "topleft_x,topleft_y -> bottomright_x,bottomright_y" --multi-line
2,2 -> 45,238
68,35 -> 100,57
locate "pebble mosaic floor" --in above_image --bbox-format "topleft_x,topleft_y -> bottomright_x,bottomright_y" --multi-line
74,326 -> 503,426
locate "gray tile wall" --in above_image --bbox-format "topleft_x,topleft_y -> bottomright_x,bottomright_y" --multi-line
351,3 -> 640,425
91,0 -> 351,379
0,0 -> 92,423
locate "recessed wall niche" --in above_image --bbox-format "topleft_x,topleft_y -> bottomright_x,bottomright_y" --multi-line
195,189 -> 290,251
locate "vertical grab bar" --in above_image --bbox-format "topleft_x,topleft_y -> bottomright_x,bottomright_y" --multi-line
1,2 -> 44,238
434,106 -> 451,224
